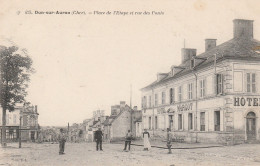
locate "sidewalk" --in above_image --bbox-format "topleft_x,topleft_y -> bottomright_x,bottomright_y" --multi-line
112,139 -> 224,149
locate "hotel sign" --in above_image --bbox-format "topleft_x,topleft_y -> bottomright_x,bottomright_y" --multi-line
234,97 -> 260,106
177,103 -> 193,112
157,107 -> 175,114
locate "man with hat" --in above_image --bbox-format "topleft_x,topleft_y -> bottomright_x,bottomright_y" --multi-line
94,127 -> 103,151
58,128 -> 67,155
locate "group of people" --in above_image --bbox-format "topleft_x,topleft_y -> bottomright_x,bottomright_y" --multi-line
57,128 -> 151,155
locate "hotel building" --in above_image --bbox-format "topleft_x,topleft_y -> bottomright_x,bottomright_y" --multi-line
141,19 -> 260,144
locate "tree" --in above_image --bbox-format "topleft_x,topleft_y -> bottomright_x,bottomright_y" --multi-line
0,46 -> 34,147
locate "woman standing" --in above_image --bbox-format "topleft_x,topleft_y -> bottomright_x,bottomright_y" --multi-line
143,129 -> 151,151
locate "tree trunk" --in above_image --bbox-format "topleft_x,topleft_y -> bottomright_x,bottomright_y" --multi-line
1,107 -> 7,147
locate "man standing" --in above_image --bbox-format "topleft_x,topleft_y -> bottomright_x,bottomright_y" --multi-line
58,128 -> 67,155
123,130 -> 132,151
94,128 -> 103,151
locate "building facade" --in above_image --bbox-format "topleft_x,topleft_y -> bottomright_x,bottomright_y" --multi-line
141,19 -> 260,144
0,104 -> 40,142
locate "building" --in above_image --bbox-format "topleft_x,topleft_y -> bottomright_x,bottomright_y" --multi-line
0,104 -> 40,142
103,101 -> 142,142
141,19 -> 260,144
83,110 -> 108,142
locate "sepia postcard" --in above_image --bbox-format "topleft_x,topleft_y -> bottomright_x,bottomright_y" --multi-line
0,0 -> 260,165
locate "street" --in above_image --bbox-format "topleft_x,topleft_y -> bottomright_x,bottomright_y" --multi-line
1,142 -> 260,166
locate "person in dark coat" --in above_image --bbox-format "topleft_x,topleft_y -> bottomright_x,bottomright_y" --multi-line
94,128 -> 103,151
58,128 -> 67,155
123,130 -> 132,151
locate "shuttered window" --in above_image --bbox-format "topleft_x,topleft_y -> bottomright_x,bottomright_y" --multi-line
246,73 -> 256,93
200,112 -> 205,131
217,74 -> 223,94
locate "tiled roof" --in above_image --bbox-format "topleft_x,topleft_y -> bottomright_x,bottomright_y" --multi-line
141,38 -> 260,91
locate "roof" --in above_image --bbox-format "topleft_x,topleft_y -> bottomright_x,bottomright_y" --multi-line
104,105 -> 133,126
141,38 -> 260,91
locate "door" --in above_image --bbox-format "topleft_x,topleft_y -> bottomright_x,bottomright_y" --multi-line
31,131 -> 35,142
246,112 -> 256,140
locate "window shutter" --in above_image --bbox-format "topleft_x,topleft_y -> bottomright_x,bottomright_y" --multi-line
221,74 -> 224,94
214,74 -> 217,95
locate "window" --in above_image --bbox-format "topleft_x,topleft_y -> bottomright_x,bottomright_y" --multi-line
200,79 -> 206,98
200,112 -> 205,131
162,91 -> 166,105
13,114 -> 17,124
155,116 -> 158,129
169,88 -> 175,104
217,74 -> 223,94
178,114 -> 182,130
155,94 -> 158,106
188,113 -> 193,130
178,86 -> 182,102
246,73 -> 256,93
143,96 -> 147,108
214,111 -> 220,131
149,117 -> 152,129
149,96 -> 151,108
188,83 -> 193,100
6,114 -> 9,125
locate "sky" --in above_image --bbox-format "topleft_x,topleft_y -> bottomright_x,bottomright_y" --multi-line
0,0 -> 260,126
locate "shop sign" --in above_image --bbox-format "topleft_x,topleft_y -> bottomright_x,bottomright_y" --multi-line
234,97 -> 260,106
177,103 -> 193,112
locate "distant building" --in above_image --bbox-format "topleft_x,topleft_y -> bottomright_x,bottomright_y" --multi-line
103,101 -> 142,142
141,19 -> 260,144
82,110 -> 108,142
0,104 -> 40,142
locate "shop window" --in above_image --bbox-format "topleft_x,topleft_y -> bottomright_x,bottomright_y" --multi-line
188,113 -> 193,130
216,74 -> 223,94
161,91 -> 166,105
169,88 -> 175,104
154,94 -> 158,106
188,83 -> 193,100
178,114 -> 182,130
178,86 -> 182,102
200,112 -> 205,131
155,116 -> 158,129
246,73 -> 256,93
214,111 -> 220,131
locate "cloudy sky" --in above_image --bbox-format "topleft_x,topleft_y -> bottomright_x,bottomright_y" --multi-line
0,0 -> 260,126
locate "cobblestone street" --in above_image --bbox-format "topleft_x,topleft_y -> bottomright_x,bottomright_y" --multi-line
1,142 -> 260,166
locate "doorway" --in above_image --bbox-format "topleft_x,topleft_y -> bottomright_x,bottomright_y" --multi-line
246,112 -> 256,140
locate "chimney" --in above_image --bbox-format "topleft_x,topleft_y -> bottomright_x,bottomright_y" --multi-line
133,106 -> 138,111
233,19 -> 253,39
120,101 -> 125,108
205,39 -> 217,51
181,48 -> 196,63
